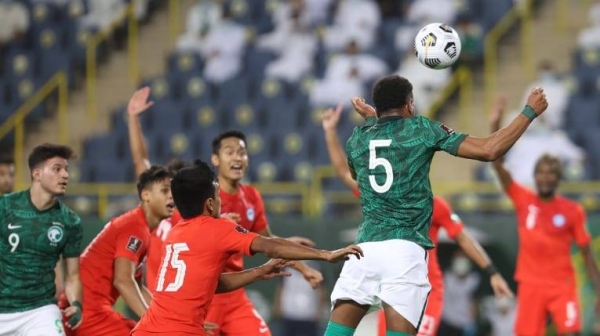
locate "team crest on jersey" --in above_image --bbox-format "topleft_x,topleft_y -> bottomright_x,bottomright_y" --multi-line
450,213 -> 462,224
126,236 -> 143,253
47,225 -> 63,245
553,214 -> 566,228
246,208 -> 255,222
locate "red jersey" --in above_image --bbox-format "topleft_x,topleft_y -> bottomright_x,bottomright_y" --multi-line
212,184 -> 267,303
146,210 -> 182,292
79,207 -> 151,308
428,197 -> 464,291
507,182 -> 591,286
132,217 -> 260,335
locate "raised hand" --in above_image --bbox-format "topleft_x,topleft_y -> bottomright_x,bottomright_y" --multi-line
525,87 -> 548,116
259,259 -> 295,279
302,266 -> 324,288
326,244 -> 364,263
128,87 -> 154,116
286,236 -> 316,247
351,97 -> 377,119
62,302 -> 83,330
490,274 -> 514,298
322,104 -> 343,131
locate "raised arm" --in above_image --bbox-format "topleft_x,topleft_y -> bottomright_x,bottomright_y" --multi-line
250,236 -> 363,263
322,105 -> 358,190
216,259 -> 293,293
113,258 -> 150,317
127,87 -> 154,177
454,230 -> 513,298
455,88 -> 548,162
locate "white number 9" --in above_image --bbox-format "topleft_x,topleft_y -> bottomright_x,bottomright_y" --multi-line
369,139 -> 393,193
8,233 -> 19,253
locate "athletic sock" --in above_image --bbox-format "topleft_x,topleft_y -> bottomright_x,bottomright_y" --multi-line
323,321 -> 356,336
386,331 -> 412,336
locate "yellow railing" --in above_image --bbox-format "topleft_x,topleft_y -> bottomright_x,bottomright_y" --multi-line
168,0 -> 182,42
424,66 -> 473,132
484,0 -> 534,112
0,71 -> 68,184
86,3 -> 139,120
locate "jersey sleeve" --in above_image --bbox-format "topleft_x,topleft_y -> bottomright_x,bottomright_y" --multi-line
425,118 -> 467,156
433,198 -> 464,239
250,187 -> 268,233
62,212 -> 83,258
214,219 -> 260,256
114,221 -> 147,264
571,205 -> 592,247
505,181 -> 533,209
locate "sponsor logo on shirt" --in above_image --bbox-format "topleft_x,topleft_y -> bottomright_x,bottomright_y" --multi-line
47,225 -> 64,245
553,214 -> 566,228
127,236 -> 143,253
235,225 -> 249,234
440,124 -> 455,135
246,208 -> 255,222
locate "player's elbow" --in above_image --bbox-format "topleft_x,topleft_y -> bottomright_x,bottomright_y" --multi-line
480,143 -> 503,162
113,275 -> 136,293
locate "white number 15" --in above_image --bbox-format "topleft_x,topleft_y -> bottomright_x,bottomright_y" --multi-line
369,140 -> 393,193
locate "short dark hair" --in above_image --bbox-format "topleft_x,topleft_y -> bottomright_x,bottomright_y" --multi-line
534,154 -> 563,179
171,159 -> 217,219
136,166 -> 172,198
166,158 -> 191,175
372,75 -> 413,117
0,156 -> 14,166
211,130 -> 246,155
28,143 -> 75,170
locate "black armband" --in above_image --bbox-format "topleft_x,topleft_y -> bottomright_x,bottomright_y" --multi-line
484,264 -> 498,277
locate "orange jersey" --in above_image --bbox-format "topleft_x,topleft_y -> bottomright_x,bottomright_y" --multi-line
79,207 -> 151,308
428,197 -> 464,293
212,184 -> 267,303
132,216 -> 260,335
146,210 -> 182,292
507,182 -> 590,286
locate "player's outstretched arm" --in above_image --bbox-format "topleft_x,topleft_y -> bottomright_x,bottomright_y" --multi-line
113,257 -> 150,318
455,230 -> 514,298
250,236 -> 363,263
216,259 -> 294,293
456,88 -> 548,162
127,87 -> 154,177
322,104 -> 358,190
63,257 -> 83,330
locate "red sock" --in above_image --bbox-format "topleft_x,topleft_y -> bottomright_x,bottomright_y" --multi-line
377,309 -> 386,336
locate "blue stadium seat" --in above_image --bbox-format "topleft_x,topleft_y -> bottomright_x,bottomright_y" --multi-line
36,27 -> 72,82
143,100 -> 186,134
244,47 -> 275,85
178,76 -> 212,106
4,48 -> 36,79
91,159 -> 133,183
167,51 -> 203,79
84,134 -> 125,162
140,76 -> 175,102
215,76 -> 250,117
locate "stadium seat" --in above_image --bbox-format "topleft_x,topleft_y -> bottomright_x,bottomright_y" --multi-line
166,51 -> 203,80
215,76 -> 250,116
4,48 -> 36,79
91,159 -> 134,183
179,76 -> 212,107
143,100 -> 186,134
140,76 -> 174,102
84,134 -> 126,162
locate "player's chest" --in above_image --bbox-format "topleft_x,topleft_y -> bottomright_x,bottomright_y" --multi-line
1,214 -> 67,254
221,198 -> 257,230
519,203 -> 572,236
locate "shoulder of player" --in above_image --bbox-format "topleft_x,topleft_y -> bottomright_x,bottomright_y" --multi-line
558,196 -> 585,214
240,184 -> 262,200
57,202 -> 81,226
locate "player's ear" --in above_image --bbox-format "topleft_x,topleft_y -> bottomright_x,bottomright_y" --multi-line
211,153 -> 219,167
141,188 -> 151,203
31,167 -> 41,181
205,197 -> 214,215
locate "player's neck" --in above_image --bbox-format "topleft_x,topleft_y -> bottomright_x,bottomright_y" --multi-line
379,109 -> 410,119
29,184 -> 57,211
537,193 -> 556,203
141,205 -> 162,230
218,175 -> 240,194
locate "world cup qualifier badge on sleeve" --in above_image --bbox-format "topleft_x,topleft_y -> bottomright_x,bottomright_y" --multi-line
127,236 -> 143,253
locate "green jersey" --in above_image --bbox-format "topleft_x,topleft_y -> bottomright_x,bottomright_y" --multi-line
346,115 -> 466,249
0,190 -> 82,313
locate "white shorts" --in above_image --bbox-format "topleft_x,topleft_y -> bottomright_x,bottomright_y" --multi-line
331,239 -> 431,329
0,304 -> 65,336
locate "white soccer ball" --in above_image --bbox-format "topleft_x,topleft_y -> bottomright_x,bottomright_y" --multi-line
414,23 -> 462,70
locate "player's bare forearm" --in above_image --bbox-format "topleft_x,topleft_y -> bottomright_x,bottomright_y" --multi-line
64,257 -> 82,304
324,129 -> 358,190
141,285 -> 153,305
216,268 -> 265,293
455,230 -> 491,269
581,245 -> 600,293
457,113 -> 532,161
127,113 -> 151,176
252,237 -> 329,260
114,278 -> 150,317
54,257 -> 65,299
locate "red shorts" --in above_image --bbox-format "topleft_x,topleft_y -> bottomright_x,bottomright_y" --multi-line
58,294 -> 136,336
515,282 -> 581,335
377,287 -> 442,336
205,298 -> 270,336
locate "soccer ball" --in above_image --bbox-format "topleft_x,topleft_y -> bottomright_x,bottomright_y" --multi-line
414,23 -> 462,69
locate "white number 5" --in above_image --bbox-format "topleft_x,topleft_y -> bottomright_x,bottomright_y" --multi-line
156,243 -> 190,292
369,139 -> 393,193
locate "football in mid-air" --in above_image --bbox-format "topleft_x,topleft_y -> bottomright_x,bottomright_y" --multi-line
414,23 -> 462,70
